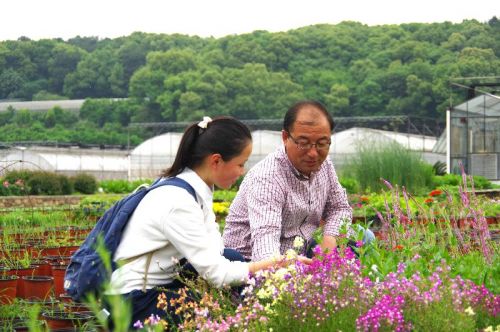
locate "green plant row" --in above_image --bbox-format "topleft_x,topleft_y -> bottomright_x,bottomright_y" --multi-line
1,170 -> 98,196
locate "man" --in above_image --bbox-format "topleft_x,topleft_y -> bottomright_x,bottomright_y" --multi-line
223,100 -> 369,261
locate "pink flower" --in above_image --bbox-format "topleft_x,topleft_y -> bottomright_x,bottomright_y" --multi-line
3,180 -> 9,188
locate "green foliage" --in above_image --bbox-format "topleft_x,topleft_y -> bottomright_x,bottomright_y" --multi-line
98,178 -> 153,194
344,142 -> 434,194
1,170 -> 74,196
2,170 -> 33,184
405,300 -> 476,331
72,194 -> 122,221
26,171 -> 63,195
339,176 -> 360,194
58,174 -> 74,195
213,190 -> 237,202
1,20 -> 499,146
432,173 -> 493,189
432,161 -> 447,176
72,173 -> 98,194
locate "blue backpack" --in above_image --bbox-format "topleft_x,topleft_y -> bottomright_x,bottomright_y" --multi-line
64,177 -> 197,302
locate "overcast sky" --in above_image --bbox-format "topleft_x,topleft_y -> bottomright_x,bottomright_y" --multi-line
1,0 -> 498,41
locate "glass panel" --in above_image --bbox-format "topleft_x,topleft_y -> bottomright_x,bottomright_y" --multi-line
450,117 -> 467,157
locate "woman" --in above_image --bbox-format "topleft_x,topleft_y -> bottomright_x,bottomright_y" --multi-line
109,116 -> 308,326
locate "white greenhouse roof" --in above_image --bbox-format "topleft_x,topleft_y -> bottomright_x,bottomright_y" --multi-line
0,146 -> 129,175
0,99 -> 85,112
330,127 -> 437,154
251,130 -> 283,155
131,132 -> 183,156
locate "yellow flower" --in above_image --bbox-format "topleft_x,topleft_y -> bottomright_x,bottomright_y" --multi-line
212,201 -> 230,215
286,248 -> 297,260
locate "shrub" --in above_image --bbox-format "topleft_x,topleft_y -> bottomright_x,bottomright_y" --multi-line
2,170 -> 73,196
0,179 -> 28,196
72,173 -> 97,194
344,142 -> 434,194
27,171 -> 63,195
433,173 -> 493,190
58,174 -> 74,195
3,170 -> 34,184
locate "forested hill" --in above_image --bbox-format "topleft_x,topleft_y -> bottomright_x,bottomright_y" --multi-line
0,18 -> 499,146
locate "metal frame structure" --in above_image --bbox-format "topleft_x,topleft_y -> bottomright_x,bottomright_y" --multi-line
447,78 -> 500,180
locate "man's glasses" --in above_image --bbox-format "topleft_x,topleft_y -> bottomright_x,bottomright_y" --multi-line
287,132 -> 331,151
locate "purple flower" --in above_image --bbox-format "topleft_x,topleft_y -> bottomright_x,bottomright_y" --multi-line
133,320 -> 144,329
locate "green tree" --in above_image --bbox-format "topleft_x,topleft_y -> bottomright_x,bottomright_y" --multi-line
48,43 -> 86,93
0,68 -> 25,98
325,84 -> 350,116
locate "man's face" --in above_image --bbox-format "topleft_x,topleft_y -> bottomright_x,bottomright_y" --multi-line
282,106 -> 332,176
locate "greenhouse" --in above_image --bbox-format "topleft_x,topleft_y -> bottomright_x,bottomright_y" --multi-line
0,126 -> 446,181
447,93 -> 500,180
0,145 -> 128,180
128,128 -> 444,179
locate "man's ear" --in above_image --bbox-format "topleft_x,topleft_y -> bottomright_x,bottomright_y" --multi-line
282,130 -> 288,145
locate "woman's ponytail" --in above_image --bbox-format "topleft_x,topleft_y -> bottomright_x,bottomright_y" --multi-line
162,116 -> 251,177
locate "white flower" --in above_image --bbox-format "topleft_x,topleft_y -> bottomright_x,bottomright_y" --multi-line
371,264 -> 379,273
464,306 -> 475,316
171,256 -> 179,264
293,236 -> 305,249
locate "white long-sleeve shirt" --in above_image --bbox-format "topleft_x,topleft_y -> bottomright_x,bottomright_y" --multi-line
109,168 -> 249,294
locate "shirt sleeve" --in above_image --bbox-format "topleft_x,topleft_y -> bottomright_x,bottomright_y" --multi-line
322,162 -> 353,237
163,194 -> 249,287
246,174 -> 285,261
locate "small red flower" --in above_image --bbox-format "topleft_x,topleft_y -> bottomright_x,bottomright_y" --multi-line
424,198 -> 434,204
360,196 -> 369,203
393,245 -> 404,251
429,189 -> 443,197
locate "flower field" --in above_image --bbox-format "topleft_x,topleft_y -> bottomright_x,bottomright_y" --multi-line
0,173 -> 499,331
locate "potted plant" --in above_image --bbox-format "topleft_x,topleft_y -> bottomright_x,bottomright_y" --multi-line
42,310 -> 91,329
21,275 -> 54,300
0,272 -> 18,304
4,254 -> 39,299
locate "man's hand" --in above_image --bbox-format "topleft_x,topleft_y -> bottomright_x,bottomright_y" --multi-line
320,235 -> 337,254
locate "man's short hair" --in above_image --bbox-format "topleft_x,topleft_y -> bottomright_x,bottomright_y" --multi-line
283,100 -> 335,133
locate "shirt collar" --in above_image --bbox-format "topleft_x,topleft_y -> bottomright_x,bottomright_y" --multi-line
278,146 -> 313,181
176,168 -> 213,203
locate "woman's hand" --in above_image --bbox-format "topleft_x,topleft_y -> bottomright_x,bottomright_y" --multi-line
248,254 -> 312,273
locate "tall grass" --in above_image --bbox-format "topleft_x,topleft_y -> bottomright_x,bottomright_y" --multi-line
343,142 -> 434,194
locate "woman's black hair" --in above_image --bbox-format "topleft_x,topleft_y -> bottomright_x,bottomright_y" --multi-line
162,116 -> 252,178
283,100 -> 335,133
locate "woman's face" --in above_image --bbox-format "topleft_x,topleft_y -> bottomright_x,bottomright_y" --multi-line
213,141 -> 252,189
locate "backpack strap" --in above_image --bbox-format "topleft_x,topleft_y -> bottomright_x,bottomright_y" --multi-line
149,177 -> 197,202
142,252 -> 154,292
